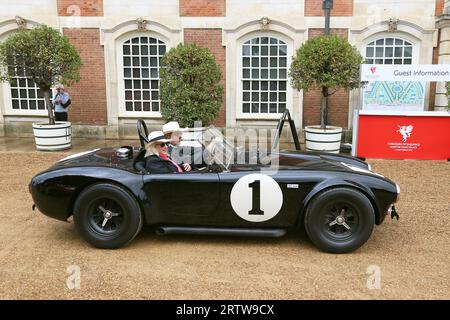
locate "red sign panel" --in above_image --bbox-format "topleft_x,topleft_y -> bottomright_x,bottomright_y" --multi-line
357,114 -> 450,160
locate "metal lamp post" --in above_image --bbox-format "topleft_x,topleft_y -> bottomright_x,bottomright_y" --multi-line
323,0 -> 333,35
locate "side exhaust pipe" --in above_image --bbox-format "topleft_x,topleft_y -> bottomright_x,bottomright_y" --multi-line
156,226 -> 286,238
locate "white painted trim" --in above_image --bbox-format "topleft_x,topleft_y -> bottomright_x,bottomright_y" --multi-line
236,32 -> 293,120
223,19 -> 305,129
359,110 -> 450,116
101,19 -> 182,126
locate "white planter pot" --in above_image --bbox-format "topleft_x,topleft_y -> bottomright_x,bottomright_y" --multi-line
32,121 -> 72,151
305,125 -> 342,154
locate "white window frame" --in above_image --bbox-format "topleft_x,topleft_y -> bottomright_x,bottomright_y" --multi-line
236,32 -> 293,120
2,78 -> 51,116
363,33 -> 419,65
116,32 -> 169,119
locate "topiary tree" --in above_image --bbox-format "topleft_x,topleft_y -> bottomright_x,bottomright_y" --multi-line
0,24 -> 82,125
159,43 -> 223,127
289,35 -> 365,129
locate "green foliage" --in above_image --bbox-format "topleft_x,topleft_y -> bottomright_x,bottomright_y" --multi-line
159,43 -> 223,127
289,35 -> 364,93
289,35 -> 365,128
445,82 -> 450,110
0,24 -> 82,124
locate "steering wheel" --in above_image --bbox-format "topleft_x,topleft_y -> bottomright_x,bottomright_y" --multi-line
137,119 -> 149,149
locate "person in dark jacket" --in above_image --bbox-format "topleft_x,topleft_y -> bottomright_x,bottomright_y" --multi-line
144,131 -> 187,173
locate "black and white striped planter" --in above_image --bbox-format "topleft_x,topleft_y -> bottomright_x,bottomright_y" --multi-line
305,125 -> 342,154
32,121 -> 72,151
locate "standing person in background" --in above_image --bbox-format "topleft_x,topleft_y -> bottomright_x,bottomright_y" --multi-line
51,84 -> 71,121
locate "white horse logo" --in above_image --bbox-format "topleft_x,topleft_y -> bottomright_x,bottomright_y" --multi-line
397,125 -> 413,142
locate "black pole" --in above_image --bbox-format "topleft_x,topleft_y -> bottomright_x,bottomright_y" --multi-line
323,0 -> 333,35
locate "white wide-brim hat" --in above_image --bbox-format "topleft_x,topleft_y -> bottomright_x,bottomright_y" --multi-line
162,121 -> 186,134
147,131 -> 171,145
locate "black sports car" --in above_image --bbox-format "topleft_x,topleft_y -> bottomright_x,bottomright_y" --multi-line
30,112 -> 400,253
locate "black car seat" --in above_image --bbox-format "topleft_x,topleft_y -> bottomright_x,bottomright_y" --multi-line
133,148 -> 147,173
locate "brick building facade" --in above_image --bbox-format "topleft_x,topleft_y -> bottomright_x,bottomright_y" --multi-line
0,0 -> 447,138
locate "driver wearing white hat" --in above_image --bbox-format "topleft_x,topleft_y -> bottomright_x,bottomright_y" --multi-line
144,130 -> 188,173
162,121 -> 192,172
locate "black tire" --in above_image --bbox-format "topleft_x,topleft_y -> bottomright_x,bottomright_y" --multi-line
73,183 -> 143,249
304,187 -> 375,253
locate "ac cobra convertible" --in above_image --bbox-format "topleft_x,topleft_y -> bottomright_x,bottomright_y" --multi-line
30,112 -> 400,253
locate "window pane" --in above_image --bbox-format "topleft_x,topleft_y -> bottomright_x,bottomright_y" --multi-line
133,80 -> 141,89
261,81 -> 268,90
260,103 -> 268,113
252,58 -> 259,67
142,68 -> 149,78
252,92 -> 259,102
38,100 -> 45,110
404,47 -> 412,57
12,100 -> 19,109
132,46 -> 139,55
279,69 -> 287,79
29,100 -> 36,110
143,102 -> 150,111
243,46 -> 250,56
261,69 -> 268,79
252,81 -> 259,90
150,46 -> 157,55
252,46 -> 259,55
270,81 -> 277,90
125,80 -> 132,89
279,45 -> 287,56
385,47 -> 393,57
123,45 -> 130,55
269,103 -> 277,113
11,89 -> 18,98
251,103 -> 259,113
395,47 -> 402,57
404,59 -> 412,65
279,103 -> 286,113
375,47 -> 383,57
261,58 -> 268,67
243,69 -> 250,78
243,103 -> 250,113
134,102 -> 142,111
270,69 -> 277,79
123,57 -> 131,66
279,57 -> 286,68
386,38 -> 394,45
270,46 -> 277,56
125,102 -> 132,111
394,59 -> 402,64
142,80 -> 150,89
152,102 -> 159,111
141,45 -> 148,55
151,80 -> 158,89
261,46 -> 268,56
243,81 -> 250,90
376,39 -> 384,45
261,92 -> 268,102
243,57 -> 250,67
243,92 -> 250,101
261,37 -> 269,44
279,81 -> 286,91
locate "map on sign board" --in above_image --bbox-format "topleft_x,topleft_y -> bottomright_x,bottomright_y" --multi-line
363,81 -> 425,111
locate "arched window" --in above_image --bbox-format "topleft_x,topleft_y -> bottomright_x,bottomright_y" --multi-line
122,36 -> 166,113
365,37 -> 413,65
241,36 -> 288,115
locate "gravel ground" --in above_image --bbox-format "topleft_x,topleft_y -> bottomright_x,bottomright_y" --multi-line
0,151 -> 448,300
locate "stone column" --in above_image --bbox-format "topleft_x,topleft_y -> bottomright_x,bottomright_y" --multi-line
435,0 -> 450,110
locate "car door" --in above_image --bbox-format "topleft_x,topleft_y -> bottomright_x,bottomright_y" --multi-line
216,169 -> 308,227
142,172 -> 220,225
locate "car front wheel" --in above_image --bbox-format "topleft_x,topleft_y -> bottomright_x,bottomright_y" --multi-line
73,183 -> 143,249
304,187 -> 375,253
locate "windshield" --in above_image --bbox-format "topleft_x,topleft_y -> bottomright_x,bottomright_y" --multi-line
181,126 -> 235,171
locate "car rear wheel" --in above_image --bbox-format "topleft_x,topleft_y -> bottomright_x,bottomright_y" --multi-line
73,183 -> 143,249
304,187 -> 375,253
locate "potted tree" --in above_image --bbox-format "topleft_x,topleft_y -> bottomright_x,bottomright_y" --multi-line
159,43 -> 223,128
289,35 -> 364,153
0,24 -> 81,151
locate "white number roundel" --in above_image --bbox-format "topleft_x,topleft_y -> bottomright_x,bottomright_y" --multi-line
230,174 -> 283,222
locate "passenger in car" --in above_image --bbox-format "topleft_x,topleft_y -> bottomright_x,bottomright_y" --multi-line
145,131 -> 188,173
162,121 -> 192,172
